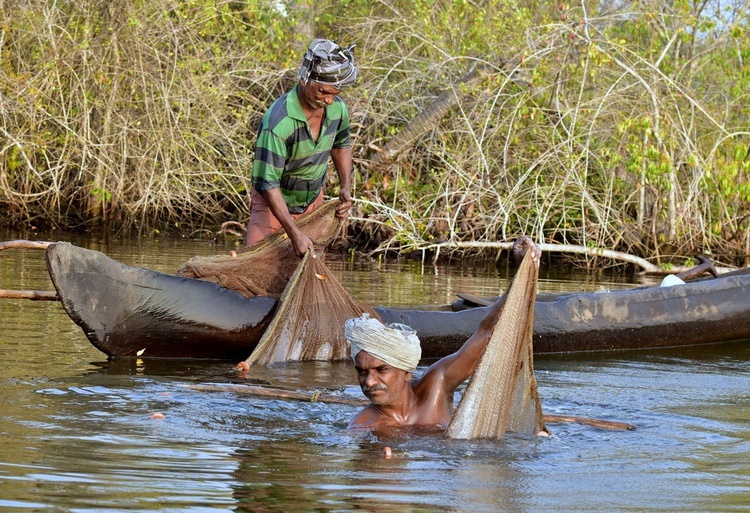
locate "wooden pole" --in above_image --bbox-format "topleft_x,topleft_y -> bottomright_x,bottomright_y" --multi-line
543,414 -> 636,431
185,384 -> 368,406
0,240 -> 58,301
186,383 -> 637,431
0,240 -> 53,252
0,289 -> 58,301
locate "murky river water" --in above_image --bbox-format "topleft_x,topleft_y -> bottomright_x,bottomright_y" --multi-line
1,229 -> 749,511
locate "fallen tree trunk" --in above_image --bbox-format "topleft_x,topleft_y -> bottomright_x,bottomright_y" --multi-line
370,65 -> 485,164
370,57 -> 533,164
422,240 -> 733,275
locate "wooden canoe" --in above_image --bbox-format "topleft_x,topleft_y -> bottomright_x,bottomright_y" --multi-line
29,242 -> 749,360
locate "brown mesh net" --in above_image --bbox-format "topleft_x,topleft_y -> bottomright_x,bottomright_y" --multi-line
245,251 -> 380,365
176,199 -> 378,365
176,200 -> 343,298
446,250 -> 546,439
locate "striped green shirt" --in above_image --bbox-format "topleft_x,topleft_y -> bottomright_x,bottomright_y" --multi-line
251,84 -> 351,212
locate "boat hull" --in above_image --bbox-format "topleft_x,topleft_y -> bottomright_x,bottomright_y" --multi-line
45,243 -> 750,360
47,243 -> 277,360
380,271 -> 750,357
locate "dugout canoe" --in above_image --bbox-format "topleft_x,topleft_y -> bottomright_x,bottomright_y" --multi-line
21,242 -> 750,359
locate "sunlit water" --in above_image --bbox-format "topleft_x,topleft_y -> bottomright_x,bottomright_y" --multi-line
1,229 -> 748,511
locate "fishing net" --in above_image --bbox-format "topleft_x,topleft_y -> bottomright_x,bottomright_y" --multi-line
246,251 -> 380,365
446,249 -> 546,439
177,198 -> 378,365
176,200 -> 343,298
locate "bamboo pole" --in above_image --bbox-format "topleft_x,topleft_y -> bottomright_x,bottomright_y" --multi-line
0,240 -> 54,252
0,240 -> 59,301
186,383 -> 637,431
0,289 -> 58,301
543,414 -> 636,431
185,384 -> 368,406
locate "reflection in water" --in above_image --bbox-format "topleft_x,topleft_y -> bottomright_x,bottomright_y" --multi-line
227,360 -> 540,512
1,232 -> 748,511
231,438 -> 526,512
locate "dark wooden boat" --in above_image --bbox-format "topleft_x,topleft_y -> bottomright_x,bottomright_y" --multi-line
8,242 -> 750,359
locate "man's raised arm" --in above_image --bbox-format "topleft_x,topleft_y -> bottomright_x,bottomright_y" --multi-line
422,236 -> 541,392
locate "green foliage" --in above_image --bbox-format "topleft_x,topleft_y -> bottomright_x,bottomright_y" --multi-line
0,0 -> 748,265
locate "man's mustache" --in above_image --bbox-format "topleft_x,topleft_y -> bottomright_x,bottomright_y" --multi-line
362,383 -> 388,393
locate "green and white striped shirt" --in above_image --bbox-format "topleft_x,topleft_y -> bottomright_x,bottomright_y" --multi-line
251,85 -> 350,212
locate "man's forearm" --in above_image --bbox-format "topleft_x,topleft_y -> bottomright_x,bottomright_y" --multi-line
261,188 -> 303,238
331,147 -> 352,194
429,240 -> 539,387
331,147 -> 353,219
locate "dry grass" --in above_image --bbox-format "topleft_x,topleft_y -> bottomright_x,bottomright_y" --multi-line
1,1 -> 748,267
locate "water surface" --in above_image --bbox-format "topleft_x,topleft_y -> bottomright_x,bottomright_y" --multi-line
1,230 -> 748,511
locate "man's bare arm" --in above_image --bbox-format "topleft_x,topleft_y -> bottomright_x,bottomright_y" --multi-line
420,237 -> 541,392
330,147 -> 353,219
261,188 -> 314,257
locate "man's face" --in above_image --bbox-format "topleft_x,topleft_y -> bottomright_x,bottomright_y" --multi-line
354,351 -> 411,407
299,80 -> 341,110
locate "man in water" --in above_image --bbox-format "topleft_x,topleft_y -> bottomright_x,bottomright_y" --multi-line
344,237 -> 541,431
246,38 -> 359,256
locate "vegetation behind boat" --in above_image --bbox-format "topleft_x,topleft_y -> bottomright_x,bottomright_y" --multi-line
1,2 -> 749,267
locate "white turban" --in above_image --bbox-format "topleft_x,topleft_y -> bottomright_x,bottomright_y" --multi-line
344,313 -> 422,372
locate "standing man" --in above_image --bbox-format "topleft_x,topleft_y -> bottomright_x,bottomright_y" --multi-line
246,38 -> 359,257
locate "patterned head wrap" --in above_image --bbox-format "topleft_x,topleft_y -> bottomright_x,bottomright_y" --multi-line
345,314 -> 422,372
298,38 -> 359,88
